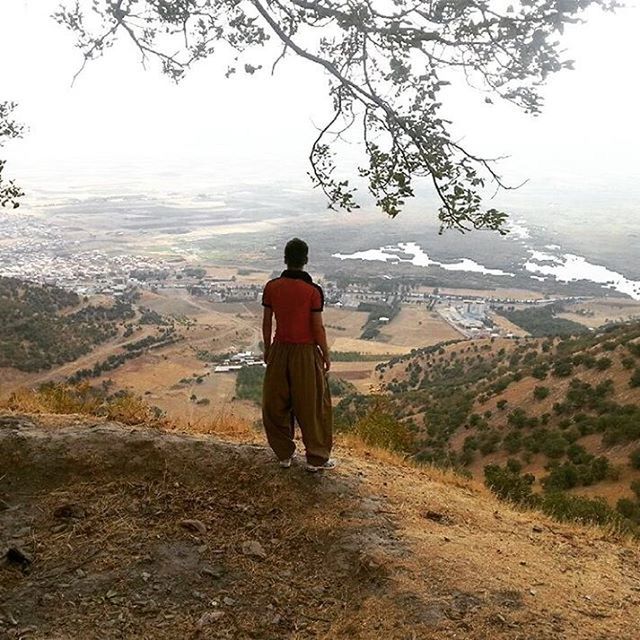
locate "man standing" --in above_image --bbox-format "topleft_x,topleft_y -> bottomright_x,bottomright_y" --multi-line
261,238 -> 335,472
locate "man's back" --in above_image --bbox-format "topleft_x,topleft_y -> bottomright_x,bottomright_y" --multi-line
262,270 -> 324,344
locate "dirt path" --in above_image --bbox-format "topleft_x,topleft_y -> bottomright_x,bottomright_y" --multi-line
1,414 -> 639,639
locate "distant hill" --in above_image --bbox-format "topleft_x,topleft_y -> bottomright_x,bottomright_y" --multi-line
0,277 -> 133,372
0,277 -> 177,375
336,322 -> 640,528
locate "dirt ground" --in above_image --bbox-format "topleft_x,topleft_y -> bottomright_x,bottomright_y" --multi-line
2,413 -> 639,640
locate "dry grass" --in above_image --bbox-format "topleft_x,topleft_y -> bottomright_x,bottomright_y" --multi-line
2,414 -> 639,639
3,384 -> 169,428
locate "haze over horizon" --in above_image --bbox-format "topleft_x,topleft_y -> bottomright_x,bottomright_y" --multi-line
1,0 -> 639,218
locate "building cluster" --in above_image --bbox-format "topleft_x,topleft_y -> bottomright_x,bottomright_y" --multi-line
0,212 -> 168,295
439,300 -> 494,338
2,212 -> 591,344
211,351 -> 265,373
186,280 -> 261,302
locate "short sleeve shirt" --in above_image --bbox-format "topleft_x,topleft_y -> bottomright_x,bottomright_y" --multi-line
262,270 -> 324,344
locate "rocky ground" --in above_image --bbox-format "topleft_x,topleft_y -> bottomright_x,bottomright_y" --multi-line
1,412 -> 639,639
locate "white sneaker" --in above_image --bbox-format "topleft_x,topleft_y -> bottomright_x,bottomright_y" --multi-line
279,456 -> 294,469
306,459 -> 337,473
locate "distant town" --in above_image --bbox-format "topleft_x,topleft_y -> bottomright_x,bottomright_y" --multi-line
1,210 -> 589,341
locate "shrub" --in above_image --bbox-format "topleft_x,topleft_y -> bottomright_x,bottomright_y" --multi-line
627,342 -> 640,358
594,357 -> 612,371
543,463 -> 578,491
540,493 -> 618,527
496,399 -> 508,410
503,431 -> 522,454
630,368 -> 640,388
533,386 -> 550,401
484,464 -> 535,505
353,403 -> 410,451
507,408 -> 529,429
552,359 -> 573,377
630,448 -> 640,470
531,364 -> 549,380
616,498 -> 639,521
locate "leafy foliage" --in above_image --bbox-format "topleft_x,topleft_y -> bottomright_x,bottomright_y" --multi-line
484,463 -> 535,505
0,101 -> 24,209
54,0 -> 619,231
352,400 -> 410,451
485,462 -> 629,531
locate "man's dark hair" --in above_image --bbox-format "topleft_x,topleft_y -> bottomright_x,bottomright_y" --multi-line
284,238 -> 309,269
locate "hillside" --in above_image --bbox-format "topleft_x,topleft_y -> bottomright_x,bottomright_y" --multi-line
2,412 -> 640,639
336,322 -> 640,523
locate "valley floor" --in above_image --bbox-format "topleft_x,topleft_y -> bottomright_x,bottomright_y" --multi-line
1,413 -> 639,639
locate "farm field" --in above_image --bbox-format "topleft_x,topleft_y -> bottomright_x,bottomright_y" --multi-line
331,360 -> 384,394
379,306 -> 462,347
323,307 -> 368,337
558,297 -> 640,328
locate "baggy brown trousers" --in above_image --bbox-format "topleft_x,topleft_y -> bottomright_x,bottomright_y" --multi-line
262,343 -> 333,466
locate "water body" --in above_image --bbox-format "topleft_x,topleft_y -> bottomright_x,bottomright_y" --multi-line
333,232 -> 640,300
524,251 -> 640,300
333,241 -> 514,277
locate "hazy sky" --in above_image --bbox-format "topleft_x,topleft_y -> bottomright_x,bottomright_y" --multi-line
1,0 -> 639,200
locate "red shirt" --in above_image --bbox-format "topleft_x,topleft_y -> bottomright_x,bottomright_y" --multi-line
262,270 -> 324,344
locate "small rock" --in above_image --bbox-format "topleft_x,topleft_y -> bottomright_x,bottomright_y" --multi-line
75,568 -> 86,579
201,565 -> 226,579
519,561 -> 527,566
532,525 -> 544,533
223,597 -> 235,606
141,571 -> 151,582
53,503 -> 86,520
197,611 -> 224,628
241,540 -> 266,559
424,510 -> 445,523
529,589 -> 537,596
4,547 -> 32,570
180,519 -> 207,535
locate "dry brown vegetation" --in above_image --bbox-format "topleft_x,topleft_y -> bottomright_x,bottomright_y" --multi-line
1,412 -> 639,639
